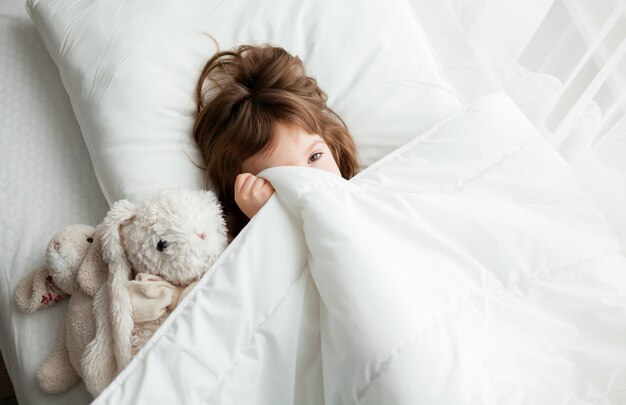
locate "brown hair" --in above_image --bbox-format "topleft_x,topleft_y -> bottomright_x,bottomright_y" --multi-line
193,44 -> 359,237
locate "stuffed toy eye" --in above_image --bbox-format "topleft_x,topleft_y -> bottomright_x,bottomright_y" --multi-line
156,240 -> 168,252
87,237 -> 94,243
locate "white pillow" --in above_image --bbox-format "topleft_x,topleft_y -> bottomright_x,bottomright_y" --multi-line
27,0 -> 464,205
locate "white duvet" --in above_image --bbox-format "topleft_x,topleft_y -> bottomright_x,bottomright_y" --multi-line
94,93 -> 626,404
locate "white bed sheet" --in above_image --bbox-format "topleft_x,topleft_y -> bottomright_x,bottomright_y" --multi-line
0,2 -> 108,404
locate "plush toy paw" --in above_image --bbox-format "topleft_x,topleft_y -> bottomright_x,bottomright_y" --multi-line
14,265 -> 65,313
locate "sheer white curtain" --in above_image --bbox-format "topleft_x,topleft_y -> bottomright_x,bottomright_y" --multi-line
451,0 -> 625,153
448,0 -> 626,244
521,0 -> 625,158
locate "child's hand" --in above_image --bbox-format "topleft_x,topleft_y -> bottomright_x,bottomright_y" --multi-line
234,173 -> 275,219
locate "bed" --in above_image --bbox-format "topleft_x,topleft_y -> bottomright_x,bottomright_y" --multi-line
1,0 -> 625,404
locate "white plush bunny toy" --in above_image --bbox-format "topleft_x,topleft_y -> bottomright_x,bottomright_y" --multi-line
81,188 -> 228,396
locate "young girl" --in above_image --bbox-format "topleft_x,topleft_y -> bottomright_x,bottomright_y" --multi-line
193,44 -> 359,238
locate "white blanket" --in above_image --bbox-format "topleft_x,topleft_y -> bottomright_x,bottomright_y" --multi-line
94,93 -> 626,404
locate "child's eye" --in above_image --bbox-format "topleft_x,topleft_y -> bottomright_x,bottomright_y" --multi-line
308,152 -> 322,163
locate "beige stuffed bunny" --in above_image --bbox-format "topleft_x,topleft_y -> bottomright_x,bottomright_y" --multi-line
14,223 -> 108,393
82,188 -> 228,397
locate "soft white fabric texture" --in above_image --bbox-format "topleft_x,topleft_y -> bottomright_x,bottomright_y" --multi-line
26,0 -> 464,205
93,93 -> 626,404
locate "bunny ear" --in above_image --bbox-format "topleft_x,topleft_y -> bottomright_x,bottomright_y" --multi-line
101,200 -> 136,265
82,282 -> 117,396
77,223 -> 108,298
100,200 -> 137,372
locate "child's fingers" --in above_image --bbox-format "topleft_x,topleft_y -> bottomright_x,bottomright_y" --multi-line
261,182 -> 275,201
234,173 -> 251,194
235,173 -> 256,196
252,178 -> 274,201
250,177 -> 268,193
234,174 -> 276,219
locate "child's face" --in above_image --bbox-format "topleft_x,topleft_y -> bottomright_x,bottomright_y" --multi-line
241,122 -> 341,176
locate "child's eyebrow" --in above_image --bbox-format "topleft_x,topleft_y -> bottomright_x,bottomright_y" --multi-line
306,140 -> 324,156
